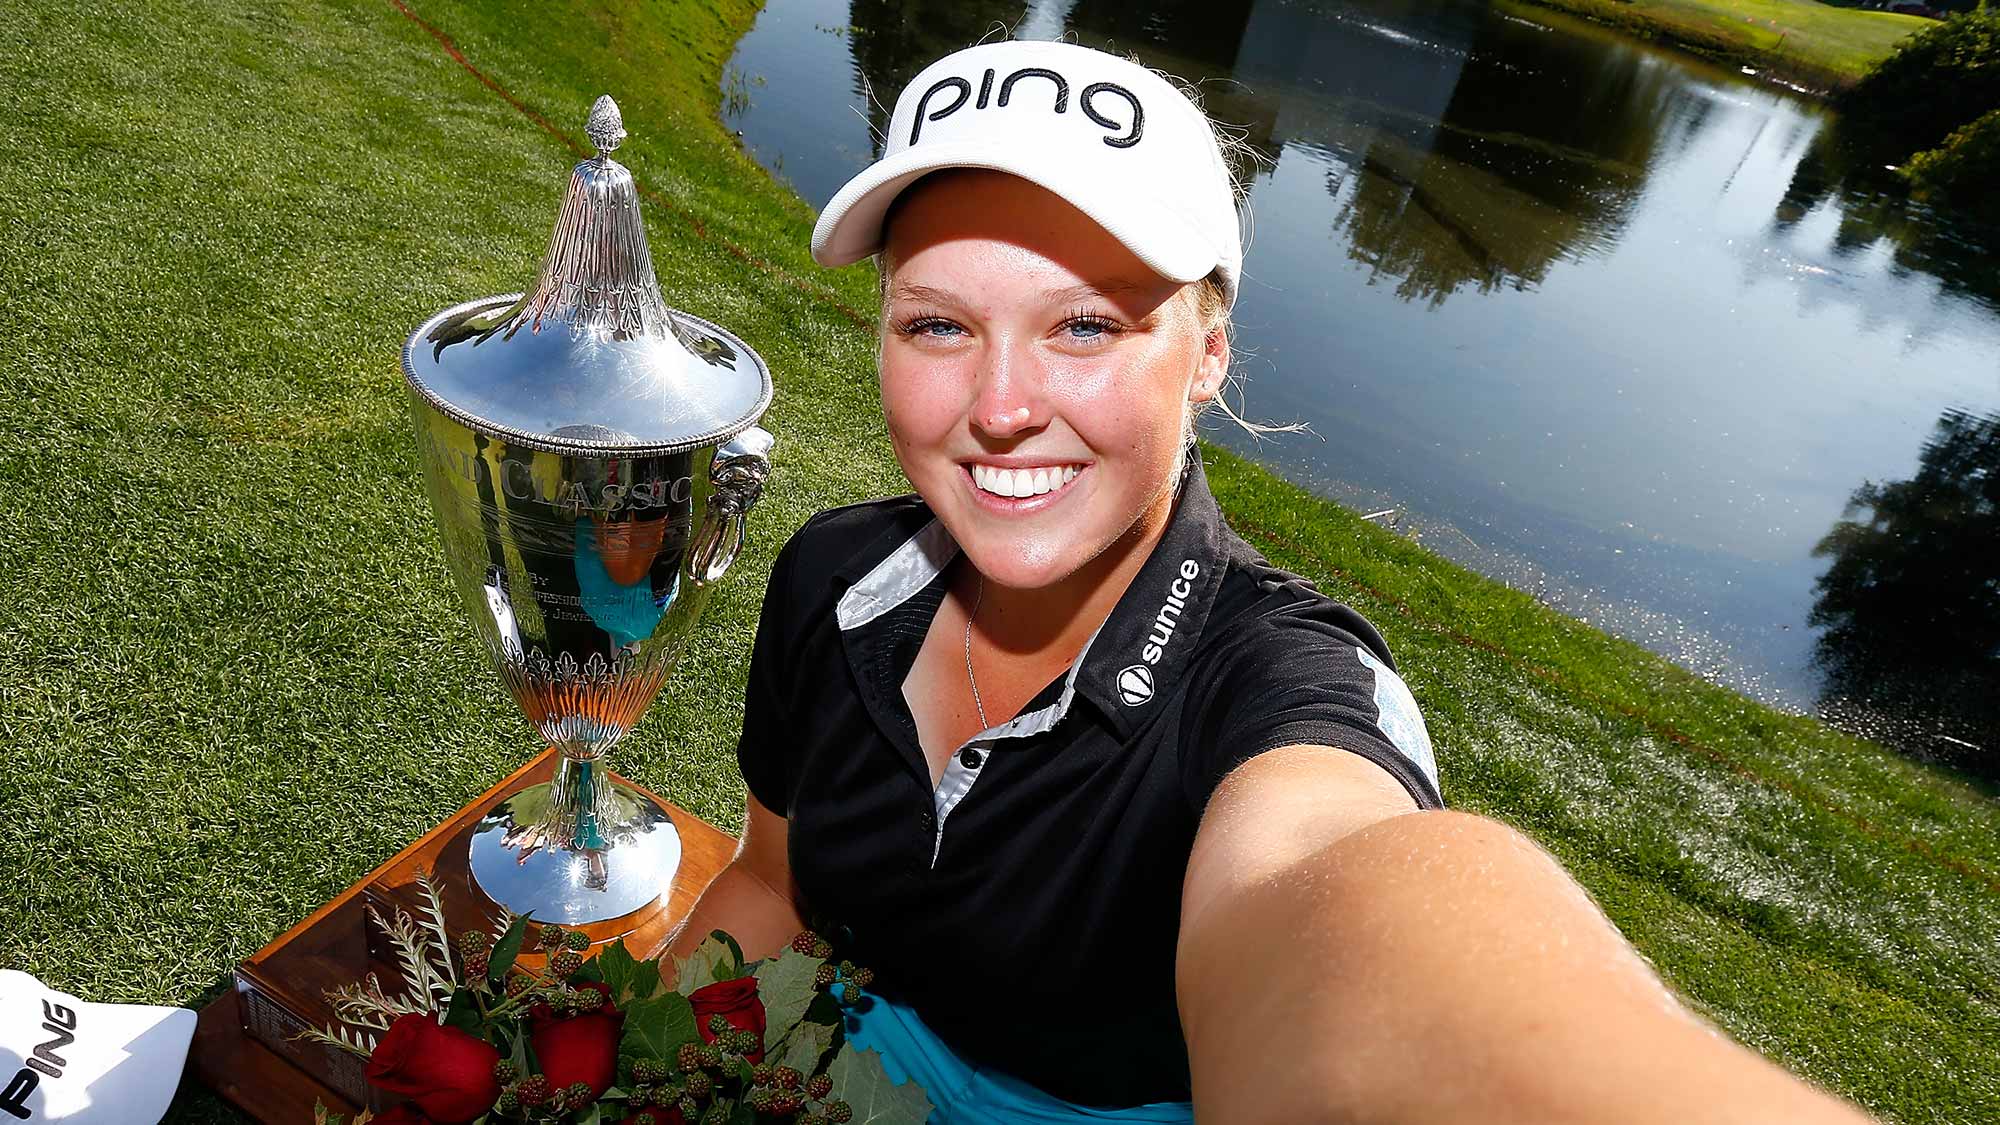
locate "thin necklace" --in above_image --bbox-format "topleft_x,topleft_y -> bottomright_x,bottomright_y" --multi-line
963,574 -> 989,730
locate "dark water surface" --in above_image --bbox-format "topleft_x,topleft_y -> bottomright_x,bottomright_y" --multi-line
724,0 -> 2000,758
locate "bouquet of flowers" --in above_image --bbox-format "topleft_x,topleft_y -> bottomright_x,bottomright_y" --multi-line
305,872 -> 930,1125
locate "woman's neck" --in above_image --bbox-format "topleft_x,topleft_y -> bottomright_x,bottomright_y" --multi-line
962,482 -> 1180,666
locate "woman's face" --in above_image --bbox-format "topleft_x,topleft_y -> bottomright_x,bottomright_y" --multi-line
878,171 -> 1227,592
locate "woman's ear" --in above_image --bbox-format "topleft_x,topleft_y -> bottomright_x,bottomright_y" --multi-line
1190,325 -> 1229,404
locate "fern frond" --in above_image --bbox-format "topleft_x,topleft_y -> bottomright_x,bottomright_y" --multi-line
367,903 -> 449,1013
412,867 -> 460,995
295,1023 -> 378,1059
329,971 -> 427,1028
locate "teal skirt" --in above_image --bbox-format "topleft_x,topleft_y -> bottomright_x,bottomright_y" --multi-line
842,990 -> 1196,1124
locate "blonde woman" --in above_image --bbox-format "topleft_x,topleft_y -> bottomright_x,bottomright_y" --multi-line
673,40 -> 1870,1125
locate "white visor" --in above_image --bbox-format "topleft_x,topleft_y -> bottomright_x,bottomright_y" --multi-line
811,40 -> 1243,306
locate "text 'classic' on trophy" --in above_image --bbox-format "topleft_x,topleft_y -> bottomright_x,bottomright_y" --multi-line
399,95 -> 774,927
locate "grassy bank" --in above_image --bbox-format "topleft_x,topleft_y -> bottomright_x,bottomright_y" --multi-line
1,1 -> 1995,1122
1506,0 -> 1930,91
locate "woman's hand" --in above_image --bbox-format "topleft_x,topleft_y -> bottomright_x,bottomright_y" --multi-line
663,791 -> 807,963
1175,746 -> 1873,1124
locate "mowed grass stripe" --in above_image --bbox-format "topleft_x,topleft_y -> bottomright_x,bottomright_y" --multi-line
0,1 -> 1993,1122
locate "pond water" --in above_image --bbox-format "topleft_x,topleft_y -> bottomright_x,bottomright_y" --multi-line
724,0 -> 2000,759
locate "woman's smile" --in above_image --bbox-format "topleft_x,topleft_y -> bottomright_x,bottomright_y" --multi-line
964,461 -> 1088,510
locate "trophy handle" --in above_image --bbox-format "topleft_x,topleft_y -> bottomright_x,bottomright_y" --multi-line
689,426 -> 774,583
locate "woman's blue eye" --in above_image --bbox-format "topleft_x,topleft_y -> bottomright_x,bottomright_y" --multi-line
909,319 -> 962,338
1066,318 -> 1114,339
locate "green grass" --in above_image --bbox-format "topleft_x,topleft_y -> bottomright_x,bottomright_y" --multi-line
0,0 -> 1994,1122
1504,0 -> 1932,90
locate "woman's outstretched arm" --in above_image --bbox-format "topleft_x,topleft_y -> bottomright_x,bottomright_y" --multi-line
662,791 -> 806,963
1176,746 -> 1872,1124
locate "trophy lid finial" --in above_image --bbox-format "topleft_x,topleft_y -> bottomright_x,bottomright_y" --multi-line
400,94 -> 772,458
514,94 -> 661,340
586,94 -> 626,156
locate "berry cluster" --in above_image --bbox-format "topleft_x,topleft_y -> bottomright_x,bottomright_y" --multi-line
740,1082 -> 852,1124
703,1013 -> 761,1056
458,921 -> 592,1001
491,1072 -> 596,1116
814,956 -> 874,1007
790,932 -> 834,958
458,929 -> 493,981
625,1053 -> 708,1120
536,924 -> 588,948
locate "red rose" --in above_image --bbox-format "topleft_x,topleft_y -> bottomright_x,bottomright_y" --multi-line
364,1013 -> 500,1124
531,981 -> 624,1101
688,976 -> 766,1064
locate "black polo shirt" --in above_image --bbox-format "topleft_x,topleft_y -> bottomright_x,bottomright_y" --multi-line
737,459 -> 1444,1108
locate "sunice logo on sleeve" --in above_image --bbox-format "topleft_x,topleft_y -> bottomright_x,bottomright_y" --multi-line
1,999 -> 76,1119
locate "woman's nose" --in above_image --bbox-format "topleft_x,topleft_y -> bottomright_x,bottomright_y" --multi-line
969,340 -> 1046,439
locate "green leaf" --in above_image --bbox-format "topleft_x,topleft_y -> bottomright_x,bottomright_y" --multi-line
708,929 -> 750,982
488,913 -> 532,989
619,991 -> 699,1063
442,986 -> 482,1036
752,949 -> 825,1051
676,933 -> 739,993
725,1099 -> 757,1125
772,1017 -> 832,1077
572,1103 -> 603,1125
828,1045 -> 933,1125
598,939 -> 661,1007
715,930 -> 745,967
311,1100 -> 345,1125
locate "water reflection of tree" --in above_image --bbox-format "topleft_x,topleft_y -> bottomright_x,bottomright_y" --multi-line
1068,0 -> 1253,70
1331,8 -> 1679,307
845,0 -> 1280,187
847,0 -> 1031,155
1809,408 -> 2000,778
1774,122 -> 2000,316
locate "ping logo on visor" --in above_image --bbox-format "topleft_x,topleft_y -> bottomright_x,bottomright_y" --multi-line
908,67 -> 1145,149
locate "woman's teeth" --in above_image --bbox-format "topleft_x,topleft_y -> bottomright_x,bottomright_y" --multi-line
970,463 -> 1082,499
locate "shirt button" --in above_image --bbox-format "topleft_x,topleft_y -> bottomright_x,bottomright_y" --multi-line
918,809 -> 935,831
959,747 -> 985,769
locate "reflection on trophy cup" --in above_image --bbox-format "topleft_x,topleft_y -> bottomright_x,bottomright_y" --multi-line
400,95 -> 774,925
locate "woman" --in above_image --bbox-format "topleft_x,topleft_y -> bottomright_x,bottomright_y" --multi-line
672,40 -> 1869,1124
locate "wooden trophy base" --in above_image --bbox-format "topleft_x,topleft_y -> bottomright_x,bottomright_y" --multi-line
190,751 -> 735,1123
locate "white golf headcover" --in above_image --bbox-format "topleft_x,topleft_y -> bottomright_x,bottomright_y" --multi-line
0,970 -> 194,1124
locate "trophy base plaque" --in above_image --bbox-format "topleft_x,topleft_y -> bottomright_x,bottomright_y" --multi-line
190,750 -> 734,1123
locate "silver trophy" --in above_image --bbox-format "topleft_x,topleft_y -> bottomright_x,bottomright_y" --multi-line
400,96 -> 773,925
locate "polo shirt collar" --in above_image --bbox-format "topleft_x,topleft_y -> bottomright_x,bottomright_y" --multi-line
1068,458 -> 1231,736
832,457 -> 1232,739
